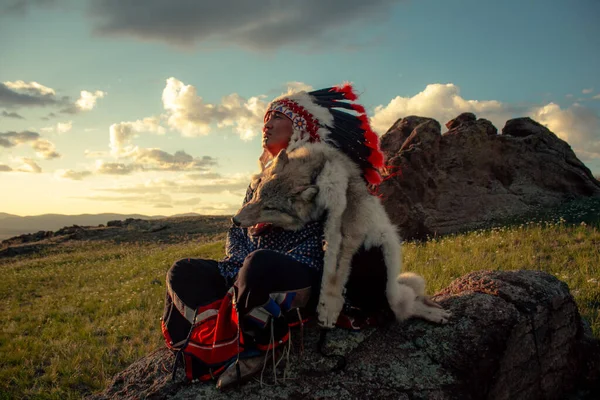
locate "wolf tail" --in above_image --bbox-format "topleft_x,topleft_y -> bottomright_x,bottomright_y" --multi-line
379,226 -> 421,321
397,272 -> 426,297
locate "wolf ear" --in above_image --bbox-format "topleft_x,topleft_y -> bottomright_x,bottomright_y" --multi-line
272,149 -> 289,173
277,149 -> 289,163
299,186 -> 318,202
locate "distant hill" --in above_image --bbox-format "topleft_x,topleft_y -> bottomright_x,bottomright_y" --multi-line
0,213 -> 200,240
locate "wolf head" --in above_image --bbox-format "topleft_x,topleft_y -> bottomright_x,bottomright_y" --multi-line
232,149 -> 324,231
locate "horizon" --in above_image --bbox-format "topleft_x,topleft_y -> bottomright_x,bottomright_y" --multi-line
0,210 -> 226,218
2,0 -> 599,216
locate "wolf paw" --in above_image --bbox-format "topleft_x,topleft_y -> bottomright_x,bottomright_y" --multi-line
317,292 -> 344,328
413,297 -> 452,324
425,307 -> 452,324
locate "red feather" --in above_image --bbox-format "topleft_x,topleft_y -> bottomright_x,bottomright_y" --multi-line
364,168 -> 382,186
367,148 -> 384,168
357,113 -> 371,132
351,103 -> 366,114
364,129 -> 378,147
334,83 -> 358,101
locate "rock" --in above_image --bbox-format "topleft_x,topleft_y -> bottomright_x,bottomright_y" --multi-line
445,112 -> 476,130
89,270 -> 599,400
503,117 -> 551,137
0,230 -> 53,247
380,116 -> 437,156
379,115 -> 600,239
0,216 -> 231,258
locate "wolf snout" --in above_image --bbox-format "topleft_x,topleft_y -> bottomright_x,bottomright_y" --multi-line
231,216 -> 241,227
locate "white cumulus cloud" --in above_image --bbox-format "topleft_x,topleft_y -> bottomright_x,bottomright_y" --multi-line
41,120 -> 73,134
370,83 -> 513,134
55,169 -> 93,180
3,80 -> 56,96
0,130 -> 60,159
161,77 -> 266,140
370,82 -> 600,164
16,157 -> 42,173
530,102 -> 600,161
75,90 -> 106,111
109,116 -> 165,157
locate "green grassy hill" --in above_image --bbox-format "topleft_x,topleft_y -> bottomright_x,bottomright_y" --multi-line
1,202 -> 599,399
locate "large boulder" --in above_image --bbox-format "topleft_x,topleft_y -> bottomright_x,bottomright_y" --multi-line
90,270 -> 599,400
378,114 -> 600,239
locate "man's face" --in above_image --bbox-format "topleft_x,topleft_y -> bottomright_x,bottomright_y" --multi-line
263,111 -> 293,156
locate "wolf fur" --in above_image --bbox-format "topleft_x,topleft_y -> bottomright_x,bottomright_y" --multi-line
232,142 -> 451,328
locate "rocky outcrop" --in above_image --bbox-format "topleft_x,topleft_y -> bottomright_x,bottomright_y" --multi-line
379,114 -> 600,239
0,216 -> 230,258
90,270 -> 599,400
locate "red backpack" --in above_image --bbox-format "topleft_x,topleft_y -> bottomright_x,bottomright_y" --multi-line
161,286 -> 243,381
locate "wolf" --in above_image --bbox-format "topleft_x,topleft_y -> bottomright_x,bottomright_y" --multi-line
232,142 -> 451,328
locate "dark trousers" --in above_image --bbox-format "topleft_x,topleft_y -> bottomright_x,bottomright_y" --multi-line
166,249 -> 322,347
166,246 -> 389,347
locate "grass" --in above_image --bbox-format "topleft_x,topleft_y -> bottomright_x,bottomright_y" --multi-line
1,198 -> 599,399
1,240 -> 226,400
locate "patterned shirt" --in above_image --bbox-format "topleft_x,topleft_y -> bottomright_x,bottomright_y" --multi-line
217,184 -> 325,283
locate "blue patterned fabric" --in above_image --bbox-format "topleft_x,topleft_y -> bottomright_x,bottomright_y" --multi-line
217,184 -> 325,283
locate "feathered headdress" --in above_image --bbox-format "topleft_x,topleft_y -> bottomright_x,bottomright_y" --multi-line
265,83 -> 384,186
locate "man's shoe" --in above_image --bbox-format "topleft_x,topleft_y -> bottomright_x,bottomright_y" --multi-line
216,350 -> 284,390
215,356 -> 265,390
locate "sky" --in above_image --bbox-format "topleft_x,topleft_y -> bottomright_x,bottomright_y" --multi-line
1,0 -> 599,217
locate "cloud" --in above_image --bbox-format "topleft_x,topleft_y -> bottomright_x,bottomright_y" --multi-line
31,138 -> 60,159
109,116 -> 165,156
284,82 -> 314,94
370,83 -> 514,134
95,175 -> 250,195
40,112 -> 58,120
162,77 -> 266,139
186,172 -> 223,180
133,149 -> 217,171
95,161 -> 137,175
593,94 -> 600,100
75,90 -> 106,111
81,174 -> 251,212
3,80 -> 56,95
16,157 -> 42,173
81,193 -> 174,205
95,146 -> 216,174
41,120 -> 72,134
88,0 -> 400,51
371,82 -> 600,163
530,102 -> 600,161
1,81 -> 105,113
582,88 -> 594,94
60,90 -> 107,114
1,110 -> 25,119
0,130 -> 60,159
0,130 -> 39,147
0,81 -> 62,108
55,169 -> 93,180
174,197 -> 202,206
1,0 -> 58,16
194,202 -> 241,215
84,149 -> 109,158
0,164 -> 12,172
